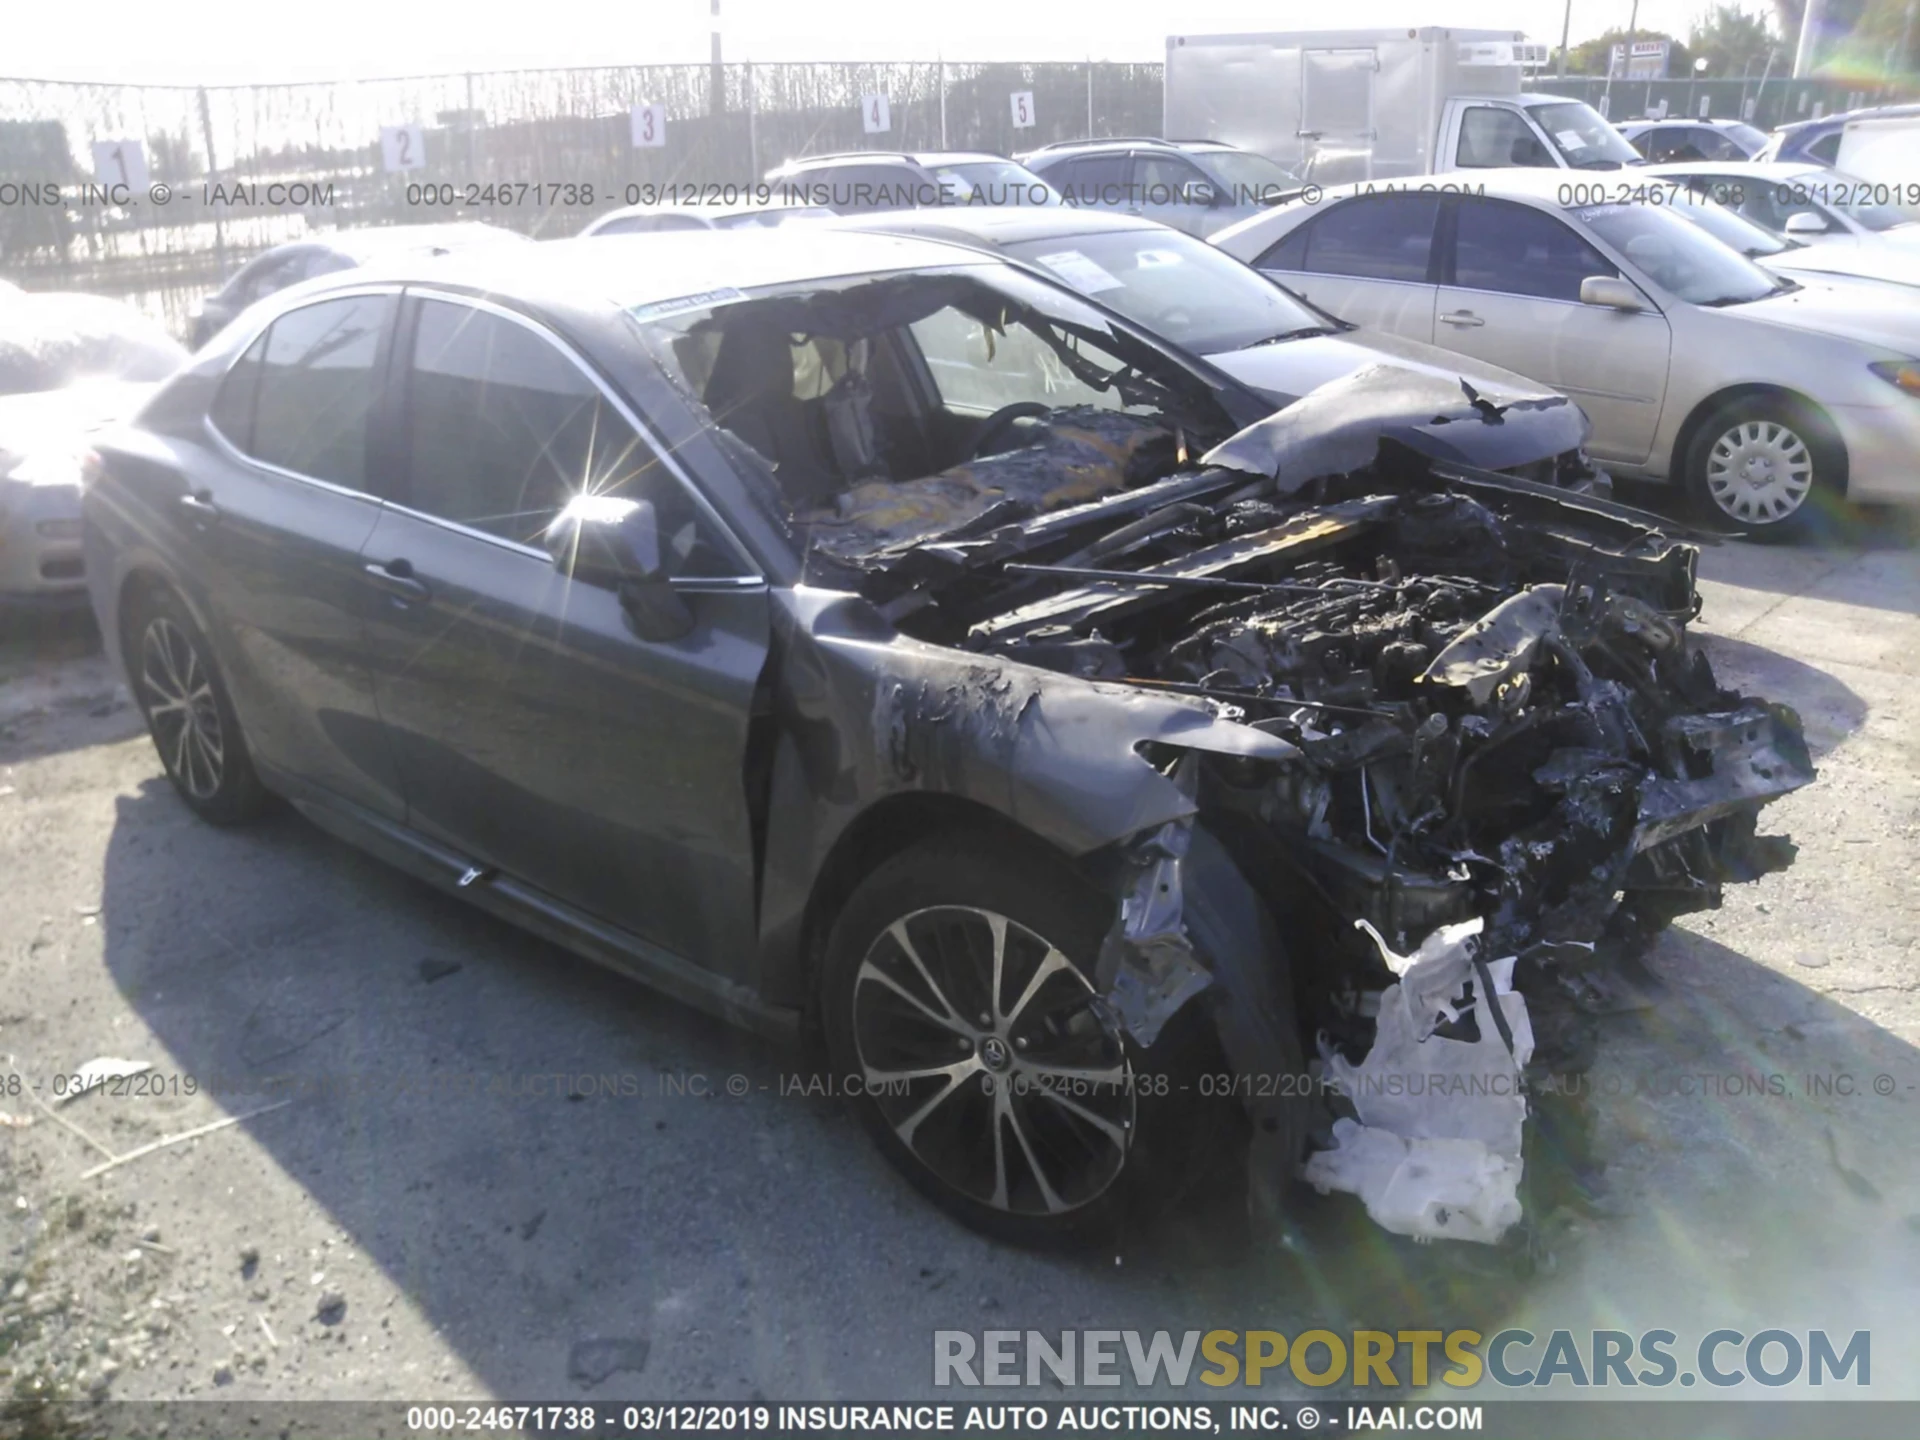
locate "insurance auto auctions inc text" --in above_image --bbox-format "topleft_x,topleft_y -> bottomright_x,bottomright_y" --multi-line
934,1328 -> 1869,1391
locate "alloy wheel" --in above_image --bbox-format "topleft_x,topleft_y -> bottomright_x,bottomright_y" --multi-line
850,905 -> 1133,1216
139,617 -> 226,800
1705,419 -> 1814,526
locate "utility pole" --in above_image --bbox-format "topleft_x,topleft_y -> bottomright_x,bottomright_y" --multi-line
1557,0 -> 1573,79
1602,0 -> 1639,118
1793,0 -> 1824,78
710,0 -> 725,116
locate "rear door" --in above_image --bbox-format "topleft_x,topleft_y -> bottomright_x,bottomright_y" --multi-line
187,290 -> 408,817
1248,191 -> 1441,341
1299,48 -> 1378,180
355,292 -> 771,977
1432,195 -> 1672,465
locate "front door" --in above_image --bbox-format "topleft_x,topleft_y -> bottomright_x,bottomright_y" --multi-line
1433,196 -> 1672,466
357,293 -> 771,977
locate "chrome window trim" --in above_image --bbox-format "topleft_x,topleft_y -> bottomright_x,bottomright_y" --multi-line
404,286 -> 765,583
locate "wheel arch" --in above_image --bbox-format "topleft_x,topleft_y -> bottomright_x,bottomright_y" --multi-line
780,790 -> 1096,1021
1669,383 -> 1849,498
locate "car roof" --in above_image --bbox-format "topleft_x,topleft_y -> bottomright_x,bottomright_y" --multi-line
1643,160 -> 1832,181
320,222 -> 529,259
1775,100 -> 1920,136
826,205 -> 1163,249
1623,117 -> 1751,130
308,226 -> 994,314
1023,136 -> 1242,158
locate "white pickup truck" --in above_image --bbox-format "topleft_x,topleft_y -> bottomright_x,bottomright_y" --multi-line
1165,28 -> 1645,186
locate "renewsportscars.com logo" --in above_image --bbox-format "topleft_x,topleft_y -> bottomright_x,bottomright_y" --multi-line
933,1329 -> 1871,1390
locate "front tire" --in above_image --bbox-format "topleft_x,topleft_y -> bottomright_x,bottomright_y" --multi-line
1685,396 -> 1838,540
125,586 -> 271,825
821,832 -> 1217,1245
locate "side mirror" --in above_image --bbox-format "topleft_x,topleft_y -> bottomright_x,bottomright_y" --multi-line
1580,275 -> 1644,312
1783,211 -> 1829,236
543,494 -> 695,642
1510,135 -> 1554,167
1184,181 -> 1221,207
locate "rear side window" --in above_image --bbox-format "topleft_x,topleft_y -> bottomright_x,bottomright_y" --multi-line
1264,193 -> 1441,282
1451,198 -> 1615,302
212,294 -> 391,489
401,299 -> 740,573
1806,132 -> 1842,163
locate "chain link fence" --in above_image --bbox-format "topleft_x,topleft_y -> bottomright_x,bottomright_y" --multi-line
2,61 -> 1162,327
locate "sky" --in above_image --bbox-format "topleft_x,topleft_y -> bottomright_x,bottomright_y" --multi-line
5,0 -> 1784,86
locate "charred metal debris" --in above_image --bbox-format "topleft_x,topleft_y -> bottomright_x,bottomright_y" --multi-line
787,371 -> 1814,1244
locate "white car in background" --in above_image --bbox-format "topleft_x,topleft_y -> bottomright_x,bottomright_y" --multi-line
1650,182 -> 1920,295
2,288 -> 186,599
1211,170 -> 1920,538
1646,162 -> 1920,268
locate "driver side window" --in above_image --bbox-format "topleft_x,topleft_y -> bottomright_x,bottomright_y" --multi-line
1457,108 -> 1550,168
401,299 -> 743,576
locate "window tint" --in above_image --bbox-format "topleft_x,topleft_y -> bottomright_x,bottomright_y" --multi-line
1452,199 -> 1615,301
1807,132 -> 1842,163
1289,193 -> 1440,282
1693,129 -> 1746,161
403,300 -> 739,574
240,295 -> 391,488
1047,154 -> 1128,203
1134,153 -> 1208,200
209,333 -> 264,450
1456,107 -> 1551,167
1254,223 -> 1310,273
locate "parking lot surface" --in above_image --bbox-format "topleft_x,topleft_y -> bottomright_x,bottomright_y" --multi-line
2,532 -> 1918,1407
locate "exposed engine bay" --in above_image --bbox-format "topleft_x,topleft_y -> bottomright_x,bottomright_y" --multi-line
802,404 -> 1810,1245
642,276 -> 1816,1246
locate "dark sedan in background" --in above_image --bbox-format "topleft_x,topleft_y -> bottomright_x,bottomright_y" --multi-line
83,230 -> 1808,1248
188,222 -> 529,347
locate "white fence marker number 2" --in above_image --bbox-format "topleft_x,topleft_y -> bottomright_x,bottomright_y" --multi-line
381,125 -> 426,172
1010,91 -> 1035,129
631,104 -> 667,148
861,94 -> 890,134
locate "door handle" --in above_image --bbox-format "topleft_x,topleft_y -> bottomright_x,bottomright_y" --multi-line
364,558 -> 431,604
178,488 -> 220,521
1439,311 -> 1485,328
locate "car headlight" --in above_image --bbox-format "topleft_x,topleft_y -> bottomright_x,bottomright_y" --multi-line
1870,360 -> 1920,398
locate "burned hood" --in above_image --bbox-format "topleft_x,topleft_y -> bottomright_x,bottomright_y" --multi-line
1202,363 -> 1592,490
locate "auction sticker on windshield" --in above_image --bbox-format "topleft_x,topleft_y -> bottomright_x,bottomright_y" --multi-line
1033,251 -> 1124,293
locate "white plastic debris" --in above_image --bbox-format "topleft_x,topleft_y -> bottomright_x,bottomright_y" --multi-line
1302,918 -> 1534,1245
58,1057 -> 152,1105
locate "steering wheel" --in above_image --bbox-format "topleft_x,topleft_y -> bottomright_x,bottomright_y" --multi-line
969,401 -> 1052,459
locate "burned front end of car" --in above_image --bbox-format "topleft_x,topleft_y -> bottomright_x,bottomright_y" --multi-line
816,386 -> 1813,1246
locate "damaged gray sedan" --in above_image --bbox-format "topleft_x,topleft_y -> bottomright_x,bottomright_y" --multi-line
82,230 -> 1814,1249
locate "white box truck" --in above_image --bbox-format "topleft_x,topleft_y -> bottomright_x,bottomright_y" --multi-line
1164,29 -> 1644,185
1836,114 -> 1920,218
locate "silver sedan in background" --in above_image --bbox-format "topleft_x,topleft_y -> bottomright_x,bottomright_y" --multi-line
1211,170 -> 1920,537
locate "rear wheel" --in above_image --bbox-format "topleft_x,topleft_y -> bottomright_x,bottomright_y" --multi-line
821,832 -> 1222,1245
125,586 -> 271,825
1686,396 -> 1839,540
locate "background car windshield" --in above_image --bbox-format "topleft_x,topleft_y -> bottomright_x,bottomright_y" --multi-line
1664,194 -> 1792,257
1004,228 -> 1324,353
1579,203 -> 1780,304
1194,151 -> 1302,200
1537,102 -> 1644,167
928,161 -> 1061,204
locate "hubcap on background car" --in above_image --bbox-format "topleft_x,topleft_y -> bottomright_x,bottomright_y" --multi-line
851,905 -> 1133,1216
1705,420 -> 1813,525
139,618 -> 225,800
